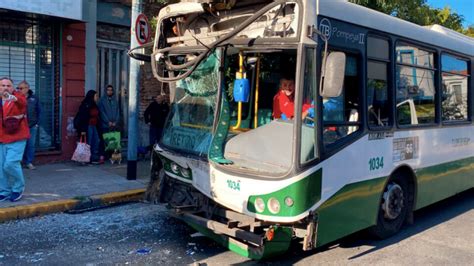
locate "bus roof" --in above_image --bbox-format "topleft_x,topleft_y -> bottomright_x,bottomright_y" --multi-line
319,1 -> 474,57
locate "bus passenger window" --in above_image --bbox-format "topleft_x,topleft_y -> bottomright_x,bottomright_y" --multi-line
441,54 -> 469,122
396,44 -> 436,125
367,37 -> 390,128
323,54 -> 361,146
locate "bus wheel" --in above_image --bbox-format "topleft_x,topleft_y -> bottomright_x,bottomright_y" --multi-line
370,174 -> 410,239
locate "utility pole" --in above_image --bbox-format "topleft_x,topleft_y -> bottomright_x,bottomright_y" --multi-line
127,0 -> 143,180
85,0 -> 97,94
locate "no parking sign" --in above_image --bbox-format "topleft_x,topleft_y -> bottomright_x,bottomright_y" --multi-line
135,13 -> 151,45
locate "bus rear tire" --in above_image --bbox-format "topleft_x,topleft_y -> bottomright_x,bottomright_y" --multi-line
370,173 -> 411,239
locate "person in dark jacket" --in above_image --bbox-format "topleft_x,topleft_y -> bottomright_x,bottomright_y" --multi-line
74,90 -> 101,164
98,85 -> 120,133
144,95 -> 169,149
18,81 -> 41,170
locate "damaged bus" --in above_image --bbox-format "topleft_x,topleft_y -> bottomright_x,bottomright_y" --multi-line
130,0 -> 474,259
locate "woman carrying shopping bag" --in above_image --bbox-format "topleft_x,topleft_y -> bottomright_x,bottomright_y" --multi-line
71,135 -> 91,163
73,90 -> 101,164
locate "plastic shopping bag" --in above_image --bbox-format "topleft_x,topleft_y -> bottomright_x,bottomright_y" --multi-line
103,131 -> 121,151
71,136 -> 91,163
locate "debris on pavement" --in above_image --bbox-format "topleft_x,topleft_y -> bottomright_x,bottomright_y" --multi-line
136,248 -> 151,255
190,232 -> 204,238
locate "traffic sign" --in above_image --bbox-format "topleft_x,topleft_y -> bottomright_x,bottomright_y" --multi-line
135,13 -> 151,45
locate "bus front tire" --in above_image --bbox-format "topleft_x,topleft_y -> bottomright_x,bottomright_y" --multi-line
370,173 -> 411,239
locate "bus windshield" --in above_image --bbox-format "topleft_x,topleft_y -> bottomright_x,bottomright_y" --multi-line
161,50 -> 220,156
153,0 -> 305,174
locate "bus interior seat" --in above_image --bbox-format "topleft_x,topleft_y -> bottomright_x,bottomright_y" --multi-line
370,106 -> 387,126
257,108 -> 272,127
347,109 -> 359,134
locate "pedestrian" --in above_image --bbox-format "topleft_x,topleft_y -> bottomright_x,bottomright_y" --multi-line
74,90 -> 101,164
0,77 -> 30,202
18,81 -> 41,170
144,95 -> 169,150
98,85 -> 120,133
98,85 -> 120,161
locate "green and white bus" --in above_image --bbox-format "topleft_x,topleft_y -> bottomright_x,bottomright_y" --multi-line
134,0 -> 473,259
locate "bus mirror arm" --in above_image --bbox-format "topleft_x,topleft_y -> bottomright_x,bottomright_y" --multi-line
307,25 -> 345,98
127,42 -> 154,62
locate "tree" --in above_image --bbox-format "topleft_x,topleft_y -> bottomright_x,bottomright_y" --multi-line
429,6 -> 464,32
464,25 -> 474,38
350,0 -> 470,37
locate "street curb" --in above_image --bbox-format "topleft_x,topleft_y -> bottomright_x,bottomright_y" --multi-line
0,189 -> 145,223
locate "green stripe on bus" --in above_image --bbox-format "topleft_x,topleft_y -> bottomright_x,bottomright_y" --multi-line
247,169 -> 322,217
315,176 -> 387,247
315,156 -> 474,247
415,156 -> 474,210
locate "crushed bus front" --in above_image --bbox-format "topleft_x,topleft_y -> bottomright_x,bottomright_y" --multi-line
142,0 -> 326,259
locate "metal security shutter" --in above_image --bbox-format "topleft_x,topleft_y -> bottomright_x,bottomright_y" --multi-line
0,15 -> 60,151
97,40 -> 130,137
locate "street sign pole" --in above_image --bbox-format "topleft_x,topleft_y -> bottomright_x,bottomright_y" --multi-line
126,0 -> 143,180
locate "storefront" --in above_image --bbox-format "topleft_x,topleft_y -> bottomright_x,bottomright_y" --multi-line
0,0 -> 134,162
0,13 -> 62,152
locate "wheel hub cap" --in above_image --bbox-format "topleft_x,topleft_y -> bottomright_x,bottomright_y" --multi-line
382,183 -> 404,220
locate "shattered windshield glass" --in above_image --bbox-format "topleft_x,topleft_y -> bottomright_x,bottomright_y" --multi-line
161,50 -> 220,156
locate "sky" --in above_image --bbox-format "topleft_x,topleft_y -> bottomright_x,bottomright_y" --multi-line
427,0 -> 474,27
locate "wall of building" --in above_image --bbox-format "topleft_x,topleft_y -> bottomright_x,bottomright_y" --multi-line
36,1 -> 168,162
37,23 -> 87,163
97,23 -> 130,43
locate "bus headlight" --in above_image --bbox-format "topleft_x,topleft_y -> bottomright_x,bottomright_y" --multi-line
267,197 -> 281,214
180,168 -> 191,178
170,162 -> 180,174
254,197 -> 265,213
284,197 -> 294,207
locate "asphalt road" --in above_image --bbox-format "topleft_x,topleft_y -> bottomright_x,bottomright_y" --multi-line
0,189 -> 472,265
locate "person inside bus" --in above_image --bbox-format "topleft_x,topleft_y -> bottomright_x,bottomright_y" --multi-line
272,74 -> 311,120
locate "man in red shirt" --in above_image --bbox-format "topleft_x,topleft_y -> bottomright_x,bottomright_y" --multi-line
0,77 -> 30,202
273,77 -> 295,119
273,77 -> 311,120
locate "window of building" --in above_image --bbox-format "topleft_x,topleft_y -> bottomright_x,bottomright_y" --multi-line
367,37 -> 390,128
396,43 -> 436,126
441,54 -> 469,122
0,17 -> 60,150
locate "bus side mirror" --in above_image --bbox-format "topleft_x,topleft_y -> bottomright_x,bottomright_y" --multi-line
320,52 -> 346,98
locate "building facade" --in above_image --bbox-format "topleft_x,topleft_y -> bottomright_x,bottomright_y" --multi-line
0,0 -> 143,162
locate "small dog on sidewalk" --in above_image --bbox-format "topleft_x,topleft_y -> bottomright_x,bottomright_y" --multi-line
110,149 -> 122,165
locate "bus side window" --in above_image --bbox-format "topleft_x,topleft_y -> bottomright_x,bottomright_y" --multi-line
441,54 -> 469,122
396,43 -> 436,125
367,36 -> 390,128
323,54 -> 361,146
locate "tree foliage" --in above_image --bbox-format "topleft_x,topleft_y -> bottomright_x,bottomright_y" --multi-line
463,25 -> 474,38
350,0 -> 471,37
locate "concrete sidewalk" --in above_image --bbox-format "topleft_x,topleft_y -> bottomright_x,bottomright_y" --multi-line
0,160 -> 151,222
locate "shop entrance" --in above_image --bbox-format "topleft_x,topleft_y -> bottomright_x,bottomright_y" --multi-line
96,40 -> 130,137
